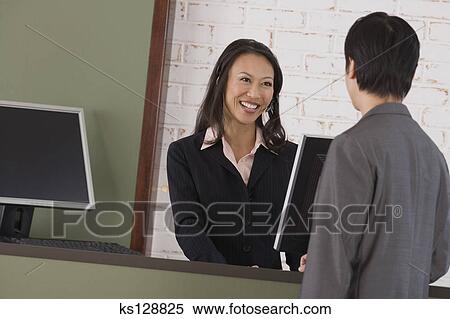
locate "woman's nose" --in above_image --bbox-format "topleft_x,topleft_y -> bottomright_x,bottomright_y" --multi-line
246,84 -> 261,98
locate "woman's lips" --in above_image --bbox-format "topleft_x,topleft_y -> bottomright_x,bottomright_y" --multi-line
240,101 -> 259,113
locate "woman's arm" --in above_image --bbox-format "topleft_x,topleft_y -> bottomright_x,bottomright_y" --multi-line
285,252 -> 301,271
167,141 -> 227,264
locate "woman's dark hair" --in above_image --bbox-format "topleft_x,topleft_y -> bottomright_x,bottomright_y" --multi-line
344,12 -> 420,99
194,39 -> 286,151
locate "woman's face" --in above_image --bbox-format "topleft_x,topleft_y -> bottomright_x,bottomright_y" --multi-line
223,53 -> 274,127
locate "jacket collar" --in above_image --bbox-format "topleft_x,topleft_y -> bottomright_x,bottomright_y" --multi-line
200,126 -> 267,151
361,102 -> 412,120
194,129 -> 276,189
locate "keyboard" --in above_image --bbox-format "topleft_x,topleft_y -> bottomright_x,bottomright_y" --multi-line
0,236 -> 142,255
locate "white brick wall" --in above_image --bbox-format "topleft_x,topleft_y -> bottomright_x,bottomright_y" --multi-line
278,0 -> 335,11
149,0 -> 450,286
429,22 -> 450,42
305,54 -> 346,75
170,22 -> 213,44
213,25 -> 272,46
337,0 -> 397,14
276,31 -> 332,51
308,12 -> 361,34
424,63 -> 450,85
187,2 -> 245,24
246,8 -> 306,29
399,0 -> 450,20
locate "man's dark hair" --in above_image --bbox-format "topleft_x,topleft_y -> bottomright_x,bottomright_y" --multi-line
344,12 -> 420,99
195,39 -> 286,152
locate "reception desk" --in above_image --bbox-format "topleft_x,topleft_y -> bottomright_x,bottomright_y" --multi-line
0,243 -> 448,298
0,243 -> 300,298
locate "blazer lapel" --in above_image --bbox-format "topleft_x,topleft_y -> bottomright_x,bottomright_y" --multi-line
247,146 -> 276,190
194,130 -> 276,185
202,141 -> 241,178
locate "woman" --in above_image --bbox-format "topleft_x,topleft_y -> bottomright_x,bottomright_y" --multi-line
167,39 -> 304,270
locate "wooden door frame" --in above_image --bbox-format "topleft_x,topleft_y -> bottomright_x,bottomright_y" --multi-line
130,0 -> 172,253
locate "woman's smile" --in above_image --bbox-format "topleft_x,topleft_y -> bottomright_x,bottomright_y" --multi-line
239,100 -> 260,113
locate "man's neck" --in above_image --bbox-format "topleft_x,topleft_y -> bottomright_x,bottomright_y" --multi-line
356,94 -> 402,116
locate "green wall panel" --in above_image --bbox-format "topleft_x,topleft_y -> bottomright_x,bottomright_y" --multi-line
0,254 -> 300,298
0,0 -> 155,246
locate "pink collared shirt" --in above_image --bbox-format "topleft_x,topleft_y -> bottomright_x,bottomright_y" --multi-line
201,127 -> 266,185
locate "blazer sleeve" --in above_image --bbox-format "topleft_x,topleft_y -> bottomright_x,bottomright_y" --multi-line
430,156 -> 450,283
285,252 -> 301,271
167,141 -> 227,264
300,134 -> 375,298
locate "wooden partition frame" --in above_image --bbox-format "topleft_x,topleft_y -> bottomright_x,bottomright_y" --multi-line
130,0 -> 171,253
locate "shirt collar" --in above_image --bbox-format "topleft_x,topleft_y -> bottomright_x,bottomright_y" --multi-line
200,126 -> 267,152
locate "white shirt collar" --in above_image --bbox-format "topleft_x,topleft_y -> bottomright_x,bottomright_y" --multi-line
200,127 -> 267,152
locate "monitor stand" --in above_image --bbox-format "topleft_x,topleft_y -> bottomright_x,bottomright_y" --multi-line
0,205 -> 34,237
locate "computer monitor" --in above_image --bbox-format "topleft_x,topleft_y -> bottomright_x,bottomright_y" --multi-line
0,100 -> 95,237
274,134 -> 333,255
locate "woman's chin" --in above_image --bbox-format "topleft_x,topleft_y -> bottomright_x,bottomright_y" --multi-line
235,116 -> 260,126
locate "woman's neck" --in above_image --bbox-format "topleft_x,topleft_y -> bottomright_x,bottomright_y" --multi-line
223,120 -> 257,162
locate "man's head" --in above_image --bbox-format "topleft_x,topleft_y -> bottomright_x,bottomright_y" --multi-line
344,12 -> 420,109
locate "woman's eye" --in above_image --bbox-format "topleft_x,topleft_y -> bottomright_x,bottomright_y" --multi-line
263,81 -> 273,87
240,77 -> 251,83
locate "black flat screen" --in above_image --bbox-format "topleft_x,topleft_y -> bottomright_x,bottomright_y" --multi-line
0,106 -> 90,205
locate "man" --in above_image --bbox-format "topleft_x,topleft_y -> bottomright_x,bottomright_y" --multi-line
300,12 -> 450,298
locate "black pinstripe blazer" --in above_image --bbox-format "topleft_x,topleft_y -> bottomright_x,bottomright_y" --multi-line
167,130 -> 307,270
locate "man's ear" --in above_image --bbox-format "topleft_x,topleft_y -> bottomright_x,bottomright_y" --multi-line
347,58 -> 356,79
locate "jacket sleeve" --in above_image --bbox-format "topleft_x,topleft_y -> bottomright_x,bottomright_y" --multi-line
300,134 -> 375,298
430,156 -> 450,283
167,141 -> 227,264
285,252 -> 301,271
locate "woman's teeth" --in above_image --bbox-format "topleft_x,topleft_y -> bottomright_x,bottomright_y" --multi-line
240,101 -> 258,109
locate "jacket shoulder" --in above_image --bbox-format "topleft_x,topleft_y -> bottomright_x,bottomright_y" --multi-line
276,140 -> 297,162
279,140 -> 297,154
168,130 -> 205,153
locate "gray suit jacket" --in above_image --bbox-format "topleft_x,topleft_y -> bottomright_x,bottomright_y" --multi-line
300,103 -> 450,298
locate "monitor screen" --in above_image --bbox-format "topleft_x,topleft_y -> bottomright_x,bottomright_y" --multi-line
274,135 -> 333,254
0,100 -> 95,209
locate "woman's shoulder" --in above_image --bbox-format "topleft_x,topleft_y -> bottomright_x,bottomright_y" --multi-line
168,130 -> 206,153
277,140 -> 297,157
270,140 -> 296,168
